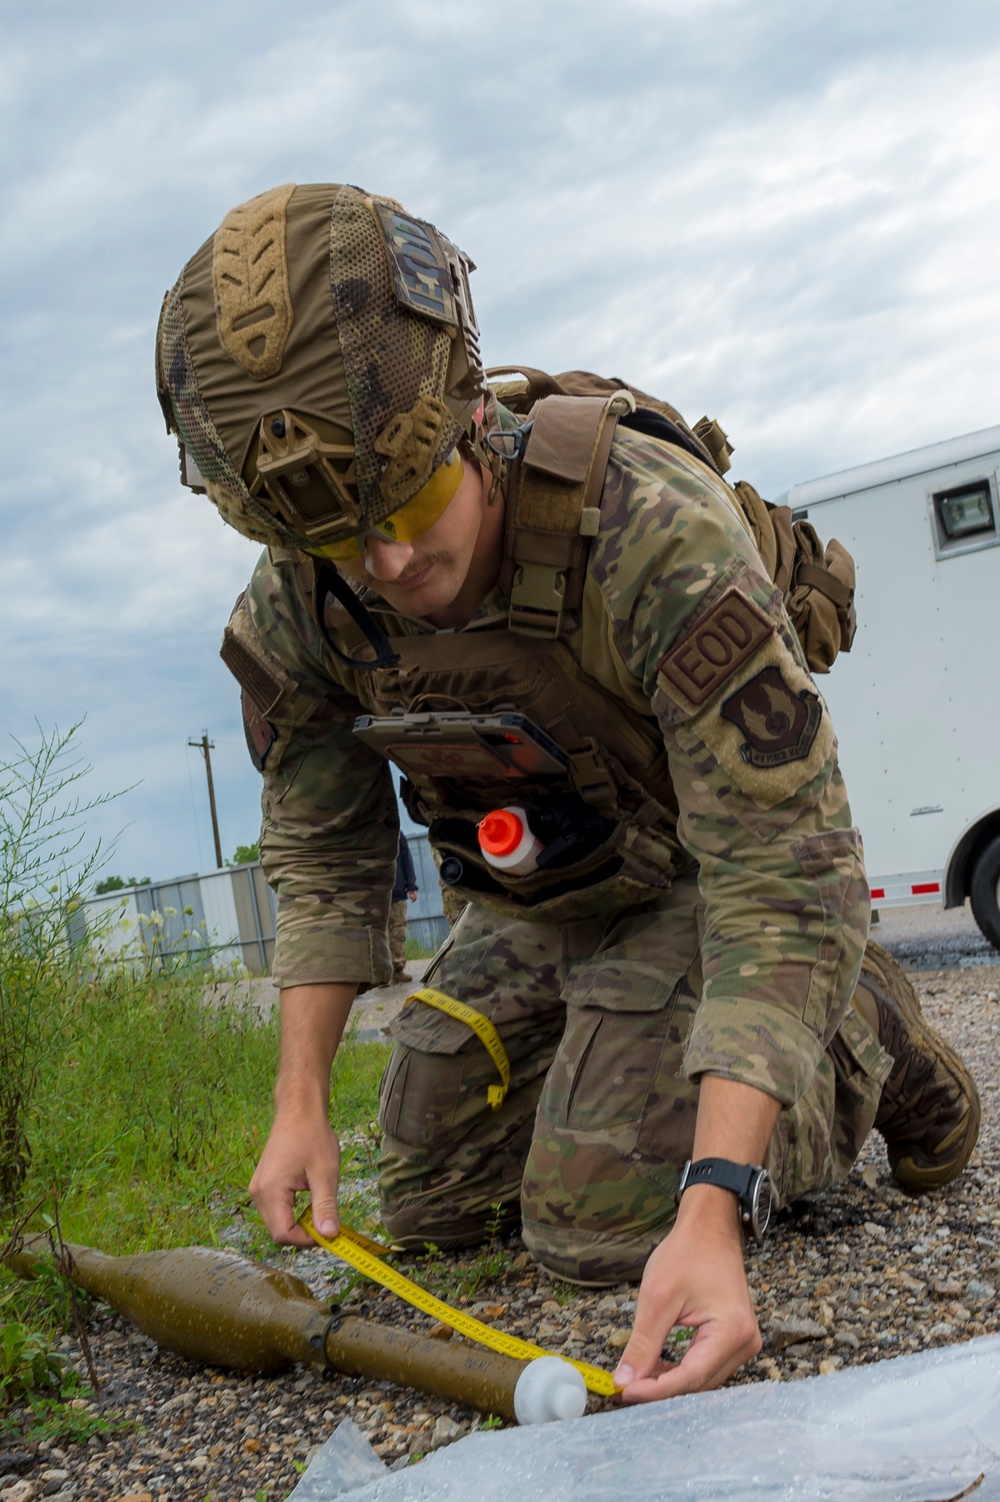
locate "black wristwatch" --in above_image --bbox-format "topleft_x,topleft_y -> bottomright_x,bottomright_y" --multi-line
676,1157 -> 773,1241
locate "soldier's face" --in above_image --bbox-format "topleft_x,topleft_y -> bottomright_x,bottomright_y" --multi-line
337,456 -> 502,628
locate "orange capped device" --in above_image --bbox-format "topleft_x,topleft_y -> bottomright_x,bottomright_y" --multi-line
477,806 -> 546,874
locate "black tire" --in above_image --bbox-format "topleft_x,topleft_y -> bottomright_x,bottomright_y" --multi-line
969,831 -> 1000,951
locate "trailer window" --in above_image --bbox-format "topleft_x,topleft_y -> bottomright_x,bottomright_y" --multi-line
929,475 -> 999,559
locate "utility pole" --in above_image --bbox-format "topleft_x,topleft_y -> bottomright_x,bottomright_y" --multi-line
188,732 -> 223,869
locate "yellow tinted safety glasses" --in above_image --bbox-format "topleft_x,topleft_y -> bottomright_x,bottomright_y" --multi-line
311,448 -> 464,560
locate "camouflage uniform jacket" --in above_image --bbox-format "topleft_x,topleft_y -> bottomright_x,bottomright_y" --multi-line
227,424 -> 869,1111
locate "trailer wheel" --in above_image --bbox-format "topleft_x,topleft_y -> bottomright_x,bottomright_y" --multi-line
970,833 -> 1000,951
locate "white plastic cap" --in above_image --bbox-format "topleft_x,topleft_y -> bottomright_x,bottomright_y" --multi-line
513,1356 -> 587,1425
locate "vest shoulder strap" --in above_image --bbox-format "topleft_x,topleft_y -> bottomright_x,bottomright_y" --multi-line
492,366 -> 858,672
503,389 -> 634,638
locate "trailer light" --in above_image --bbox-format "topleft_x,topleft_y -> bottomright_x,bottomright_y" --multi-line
929,475 -> 999,558
936,481 -> 993,538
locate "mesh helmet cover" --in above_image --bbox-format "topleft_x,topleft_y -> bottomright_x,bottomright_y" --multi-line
155,183 -> 485,547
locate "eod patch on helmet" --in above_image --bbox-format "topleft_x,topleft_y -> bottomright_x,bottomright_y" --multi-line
155,183 -> 488,553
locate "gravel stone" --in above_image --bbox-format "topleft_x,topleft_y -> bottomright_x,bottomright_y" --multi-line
428,1417 -> 465,1450
0,1461 -> 34,1482
0,1484 -> 37,1502
769,1317 -> 828,1349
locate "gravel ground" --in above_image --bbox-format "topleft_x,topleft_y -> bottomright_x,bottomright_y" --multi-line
873,899 -> 998,972
3,921 -> 998,1502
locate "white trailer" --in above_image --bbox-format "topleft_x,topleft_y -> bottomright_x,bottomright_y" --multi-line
782,424 -> 1000,948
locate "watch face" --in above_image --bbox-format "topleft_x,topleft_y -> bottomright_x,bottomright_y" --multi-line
751,1171 -> 773,1239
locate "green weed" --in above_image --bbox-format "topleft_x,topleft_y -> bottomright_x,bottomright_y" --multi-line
0,1295 -> 114,1448
5,985 -> 388,1251
0,722 -> 393,1447
0,723 -> 124,1210
12,1392 -> 113,1445
410,1202 -> 515,1303
0,1319 -> 67,1404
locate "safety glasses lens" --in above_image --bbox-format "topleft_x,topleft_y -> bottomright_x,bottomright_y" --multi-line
311,449 -> 463,560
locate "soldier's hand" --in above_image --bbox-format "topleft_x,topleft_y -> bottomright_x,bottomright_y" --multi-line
249,1106 -> 342,1249
612,1189 -> 761,1402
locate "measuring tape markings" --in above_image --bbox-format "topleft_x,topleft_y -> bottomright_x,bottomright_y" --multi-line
406,986 -> 511,1109
300,1206 -> 619,1397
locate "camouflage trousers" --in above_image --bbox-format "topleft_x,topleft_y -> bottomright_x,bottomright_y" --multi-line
378,875 -> 891,1285
388,900 -> 410,979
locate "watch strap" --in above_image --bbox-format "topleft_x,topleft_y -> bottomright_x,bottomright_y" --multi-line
676,1156 -> 772,1240
678,1157 -> 758,1200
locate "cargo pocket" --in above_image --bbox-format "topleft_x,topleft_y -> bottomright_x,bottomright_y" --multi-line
378,939 -> 487,1153
548,963 -> 685,1134
378,1030 -> 473,1153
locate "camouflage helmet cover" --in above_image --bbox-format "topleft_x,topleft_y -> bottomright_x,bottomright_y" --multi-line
155,183 -> 486,549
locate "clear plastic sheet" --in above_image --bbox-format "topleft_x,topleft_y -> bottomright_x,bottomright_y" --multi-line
290,1334 -> 1000,1502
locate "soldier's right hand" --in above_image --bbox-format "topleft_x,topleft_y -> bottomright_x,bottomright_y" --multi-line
249,1105 -> 342,1248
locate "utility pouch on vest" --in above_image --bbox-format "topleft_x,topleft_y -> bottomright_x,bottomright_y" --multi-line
732,481 -> 857,674
351,628 -> 686,924
352,711 -> 568,780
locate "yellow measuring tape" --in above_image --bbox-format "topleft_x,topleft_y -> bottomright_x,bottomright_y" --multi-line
407,986 -> 511,1110
300,1205 -> 619,1397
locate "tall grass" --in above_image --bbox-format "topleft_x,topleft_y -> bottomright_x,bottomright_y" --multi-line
12,966 -> 387,1252
0,724 -> 387,1251
0,725 -> 387,1442
1,723 -> 119,1210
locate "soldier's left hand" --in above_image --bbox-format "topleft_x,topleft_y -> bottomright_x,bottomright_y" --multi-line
612,1196 -> 761,1402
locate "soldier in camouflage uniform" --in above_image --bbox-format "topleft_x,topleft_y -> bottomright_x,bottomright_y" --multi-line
388,833 -> 418,982
155,183 -> 980,1403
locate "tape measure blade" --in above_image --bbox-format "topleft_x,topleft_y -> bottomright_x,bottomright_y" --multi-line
299,1207 -> 618,1396
339,1226 -> 394,1258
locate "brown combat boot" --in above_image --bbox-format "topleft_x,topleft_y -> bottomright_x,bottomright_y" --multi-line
853,940 -> 981,1192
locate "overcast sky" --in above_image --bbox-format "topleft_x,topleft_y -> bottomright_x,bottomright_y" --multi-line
3,0 -> 1000,884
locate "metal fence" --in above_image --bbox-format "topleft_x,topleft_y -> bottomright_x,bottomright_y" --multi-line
73,832 -> 448,975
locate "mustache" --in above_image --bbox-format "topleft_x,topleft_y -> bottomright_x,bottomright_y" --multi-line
360,553 -> 442,586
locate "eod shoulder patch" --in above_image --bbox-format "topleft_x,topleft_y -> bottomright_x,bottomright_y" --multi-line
657,583 -> 834,810
659,588 -> 773,710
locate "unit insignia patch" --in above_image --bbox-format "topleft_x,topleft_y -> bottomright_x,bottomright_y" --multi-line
720,665 -> 822,768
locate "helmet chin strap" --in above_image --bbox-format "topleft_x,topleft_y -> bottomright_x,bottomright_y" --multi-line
314,563 -> 400,671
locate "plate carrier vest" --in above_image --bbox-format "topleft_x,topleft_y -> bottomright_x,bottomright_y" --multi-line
230,371 -> 857,925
